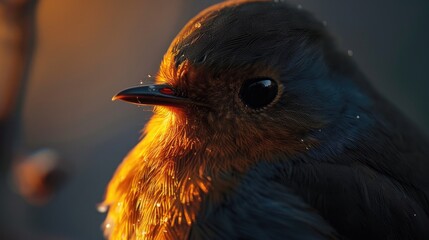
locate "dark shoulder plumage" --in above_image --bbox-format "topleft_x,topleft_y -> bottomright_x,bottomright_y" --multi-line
190,161 -> 340,240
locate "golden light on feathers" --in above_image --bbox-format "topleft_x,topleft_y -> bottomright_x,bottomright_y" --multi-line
101,105 -> 211,239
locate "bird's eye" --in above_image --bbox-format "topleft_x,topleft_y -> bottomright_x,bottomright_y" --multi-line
239,78 -> 278,109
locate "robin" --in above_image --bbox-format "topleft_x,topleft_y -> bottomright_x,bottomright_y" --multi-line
101,0 -> 429,239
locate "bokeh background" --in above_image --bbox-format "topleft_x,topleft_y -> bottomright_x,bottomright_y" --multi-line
0,0 -> 428,239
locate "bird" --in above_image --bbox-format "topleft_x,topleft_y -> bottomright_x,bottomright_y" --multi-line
101,0 -> 429,239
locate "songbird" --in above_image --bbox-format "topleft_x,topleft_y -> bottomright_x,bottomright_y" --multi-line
101,0 -> 429,239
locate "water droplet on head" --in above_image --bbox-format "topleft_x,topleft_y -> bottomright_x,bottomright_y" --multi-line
156,203 -> 161,207
347,50 -> 354,56
300,139 -> 304,143
413,213 -> 417,217
356,115 -> 360,119
105,223 -> 111,229
194,22 -> 202,28
178,54 -> 186,63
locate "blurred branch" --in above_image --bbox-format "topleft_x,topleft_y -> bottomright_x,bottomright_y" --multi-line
0,0 -> 38,171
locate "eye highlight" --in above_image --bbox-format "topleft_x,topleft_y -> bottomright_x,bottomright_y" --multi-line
239,78 -> 279,109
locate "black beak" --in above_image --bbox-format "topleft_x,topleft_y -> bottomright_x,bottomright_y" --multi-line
112,84 -> 206,108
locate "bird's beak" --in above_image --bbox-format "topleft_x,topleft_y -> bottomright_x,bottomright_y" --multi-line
112,84 -> 204,108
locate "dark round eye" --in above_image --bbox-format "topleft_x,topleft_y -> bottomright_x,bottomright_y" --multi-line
239,78 -> 278,109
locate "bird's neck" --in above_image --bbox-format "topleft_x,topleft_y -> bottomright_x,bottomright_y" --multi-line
102,109 -> 218,239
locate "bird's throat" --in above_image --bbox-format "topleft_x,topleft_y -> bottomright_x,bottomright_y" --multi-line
101,108 -> 212,239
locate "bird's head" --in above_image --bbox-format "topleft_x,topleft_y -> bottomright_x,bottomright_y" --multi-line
113,0 -> 370,172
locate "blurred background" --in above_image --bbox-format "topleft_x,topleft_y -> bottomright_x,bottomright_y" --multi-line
0,0 -> 428,239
